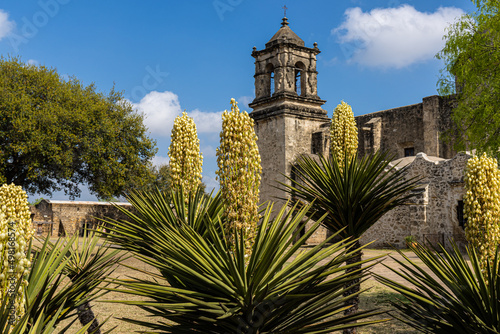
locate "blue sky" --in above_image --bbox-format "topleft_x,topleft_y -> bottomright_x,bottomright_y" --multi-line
0,0 -> 476,201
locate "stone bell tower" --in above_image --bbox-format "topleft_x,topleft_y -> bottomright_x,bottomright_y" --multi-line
249,17 -> 329,207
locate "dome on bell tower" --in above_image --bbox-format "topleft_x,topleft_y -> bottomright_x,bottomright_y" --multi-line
266,17 -> 305,48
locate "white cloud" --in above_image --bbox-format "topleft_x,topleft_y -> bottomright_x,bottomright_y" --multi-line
0,10 -> 14,40
189,109 -> 223,134
133,90 -> 224,137
333,5 -> 464,68
27,59 -> 39,66
133,91 -> 182,137
152,155 -> 170,167
237,95 -> 253,109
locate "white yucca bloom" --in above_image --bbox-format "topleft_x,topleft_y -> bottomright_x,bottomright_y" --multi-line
0,184 -> 34,325
168,111 -> 203,197
464,153 -> 500,271
216,98 -> 261,258
330,101 -> 358,169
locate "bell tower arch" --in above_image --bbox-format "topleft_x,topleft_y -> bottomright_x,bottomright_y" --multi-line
249,17 -> 329,208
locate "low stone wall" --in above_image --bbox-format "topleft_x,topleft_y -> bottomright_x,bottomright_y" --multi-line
31,200 -> 133,237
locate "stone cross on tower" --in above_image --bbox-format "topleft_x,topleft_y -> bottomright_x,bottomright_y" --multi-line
282,5 -> 288,17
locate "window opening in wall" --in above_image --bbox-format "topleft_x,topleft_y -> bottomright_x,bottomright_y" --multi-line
404,147 -> 415,157
295,70 -> 301,95
270,71 -> 274,95
265,63 -> 275,97
311,132 -> 324,155
457,200 -> 467,229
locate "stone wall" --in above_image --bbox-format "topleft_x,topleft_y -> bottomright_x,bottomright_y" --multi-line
254,115 -> 287,210
254,113 -> 331,244
31,200 -> 133,237
356,95 -> 457,160
254,111 -> 330,205
360,152 -> 470,249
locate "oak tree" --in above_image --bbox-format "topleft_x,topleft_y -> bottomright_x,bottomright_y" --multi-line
0,57 -> 157,199
437,0 -> 500,155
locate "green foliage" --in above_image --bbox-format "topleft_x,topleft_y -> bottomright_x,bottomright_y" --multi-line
377,242 -> 500,333
101,186 -> 225,287
125,164 -> 204,202
48,227 -> 124,333
103,186 -> 224,255
404,235 -> 416,244
0,233 -> 119,334
280,151 -> 420,333
0,56 -> 157,199
280,151 -> 420,240
102,190 -> 387,333
436,0 -> 500,155
148,164 -> 173,194
28,198 -> 44,206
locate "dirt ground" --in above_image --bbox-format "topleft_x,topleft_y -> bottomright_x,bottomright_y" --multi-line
43,240 -> 434,334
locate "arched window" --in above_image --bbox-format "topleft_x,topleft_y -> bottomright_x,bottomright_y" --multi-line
295,62 -> 306,96
295,70 -> 301,95
270,71 -> 275,96
265,63 -> 275,97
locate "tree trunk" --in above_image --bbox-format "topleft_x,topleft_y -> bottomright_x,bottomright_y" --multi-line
343,241 -> 362,334
77,301 -> 101,334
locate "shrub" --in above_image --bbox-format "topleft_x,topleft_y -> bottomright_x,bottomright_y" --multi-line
103,195 -> 386,333
377,242 -> 500,333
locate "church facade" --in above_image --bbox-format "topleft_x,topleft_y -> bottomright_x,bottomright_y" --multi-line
249,18 -> 469,248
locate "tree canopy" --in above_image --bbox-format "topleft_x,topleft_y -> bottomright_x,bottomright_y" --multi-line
0,57 -> 157,199
437,0 -> 500,155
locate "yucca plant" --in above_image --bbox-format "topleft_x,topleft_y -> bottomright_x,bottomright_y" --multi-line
279,151 -> 420,333
0,235 -> 115,334
376,242 -> 500,333
101,186 -> 225,289
102,185 -> 224,255
0,288 -> 96,334
102,190 -> 387,333
41,227 -> 124,333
